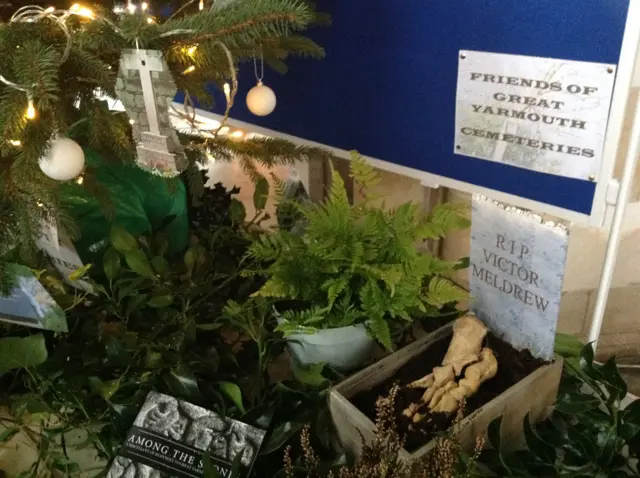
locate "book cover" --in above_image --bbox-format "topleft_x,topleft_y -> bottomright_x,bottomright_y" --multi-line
107,392 -> 266,478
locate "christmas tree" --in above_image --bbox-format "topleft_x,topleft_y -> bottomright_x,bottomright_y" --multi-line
0,0 -> 333,293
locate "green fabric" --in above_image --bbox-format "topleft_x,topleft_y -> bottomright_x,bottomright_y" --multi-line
62,149 -> 188,264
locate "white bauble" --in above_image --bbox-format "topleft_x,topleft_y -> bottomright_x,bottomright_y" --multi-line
39,138 -> 85,181
246,81 -> 276,116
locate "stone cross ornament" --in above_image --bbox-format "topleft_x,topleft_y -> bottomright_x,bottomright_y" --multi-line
115,49 -> 185,177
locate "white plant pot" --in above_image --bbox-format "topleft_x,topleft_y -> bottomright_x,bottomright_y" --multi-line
280,320 -> 376,371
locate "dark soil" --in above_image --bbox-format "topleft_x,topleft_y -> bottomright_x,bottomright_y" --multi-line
350,332 -> 547,452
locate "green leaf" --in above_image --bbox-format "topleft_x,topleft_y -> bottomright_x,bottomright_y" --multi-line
555,394 -> 600,414
125,249 -> 154,278
103,248 -> 121,281
523,414 -> 556,464
88,377 -> 120,400
253,177 -> 269,211
260,421 -> 304,455
164,367 -> 202,403
292,362 -> 328,388
229,198 -> 246,224
230,448 -> 243,477
203,449 -> 221,478
110,225 -> 138,253
68,263 -> 92,281
0,335 -> 48,373
0,428 -> 19,443
600,356 -> 628,403
148,295 -> 173,308
487,416 -> 502,449
218,381 -> 246,413
554,333 -> 584,358
151,256 -> 170,277
184,245 -> 204,277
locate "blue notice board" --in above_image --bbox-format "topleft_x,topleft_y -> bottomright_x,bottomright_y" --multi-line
197,0 -> 635,224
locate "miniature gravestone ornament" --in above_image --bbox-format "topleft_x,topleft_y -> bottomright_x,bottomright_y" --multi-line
469,196 -> 569,359
116,49 -> 185,177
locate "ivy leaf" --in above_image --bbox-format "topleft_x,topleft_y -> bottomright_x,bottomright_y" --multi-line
103,248 -> 121,281
110,225 -> 138,253
125,250 -> 154,278
218,381 -> 246,413
0,335 -> 48,373
253,177 -> 269,211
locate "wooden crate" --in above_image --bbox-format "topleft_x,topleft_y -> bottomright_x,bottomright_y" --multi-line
329,322 -> 563,463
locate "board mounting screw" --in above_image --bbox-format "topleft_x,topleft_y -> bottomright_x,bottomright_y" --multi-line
589,174 -> 596,181
460,53 -> 466,59
607,67 -> 614,73
456,145 -> 461,150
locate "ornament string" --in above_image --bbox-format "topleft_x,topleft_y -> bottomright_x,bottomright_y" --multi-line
253,45 -> 264,83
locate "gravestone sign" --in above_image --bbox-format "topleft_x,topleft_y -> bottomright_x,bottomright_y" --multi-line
455,50 -> 616,180
116,49 -> 185,177
469,196 -> 569,359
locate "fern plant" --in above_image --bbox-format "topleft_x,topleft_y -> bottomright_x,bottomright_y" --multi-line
245,152 -> 469,350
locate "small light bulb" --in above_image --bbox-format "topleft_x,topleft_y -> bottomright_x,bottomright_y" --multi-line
141,2 -> 148,11
199,0 -> 204,10
113,5 -> 124,13
25,99 -> 36,120
187,45 -> 197,56
127,1 -> 136,13
70,3 -> 80,11
129,119 -> 135,125
223,82 -> 231,101
182,65 -> 196,75
147,16 -> 155,23
45,6 -> 55,13
76,175 -> 84,185
37,201 -> 44,208
9,140 -> 21,146
231,130 -> 244,139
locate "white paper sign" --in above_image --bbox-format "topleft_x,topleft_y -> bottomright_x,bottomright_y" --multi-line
469,196 -> 569,359
455,50 -> 616,180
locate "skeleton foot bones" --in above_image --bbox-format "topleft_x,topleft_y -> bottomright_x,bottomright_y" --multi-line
403,315 -> 498,422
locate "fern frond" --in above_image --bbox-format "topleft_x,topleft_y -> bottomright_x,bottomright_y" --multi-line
368,315 -> 393,351
349,151 -> 380,190
321,276 -> 349,308
424,277 -> 468,308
